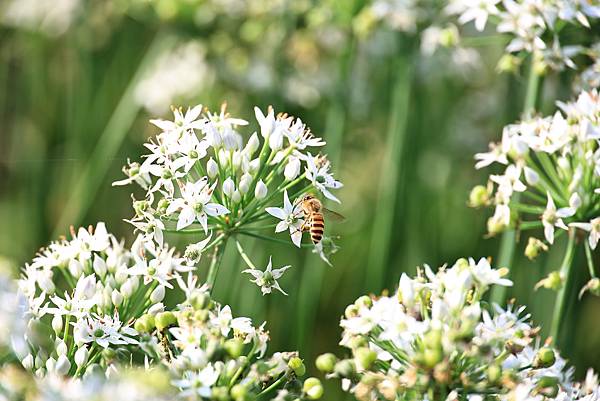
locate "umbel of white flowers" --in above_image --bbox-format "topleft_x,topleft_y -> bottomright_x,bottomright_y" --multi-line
113,104 -> 343,294
314,257 -> 600,401
470,88 -> 600,297
16,222 -> 194,377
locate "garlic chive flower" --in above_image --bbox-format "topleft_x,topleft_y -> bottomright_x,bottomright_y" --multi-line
471,89 -> 600,296
317,257 -> 580,401
114,104 -> 343,293
17,222 -> 192,377
138,274 -> 321,400
243,256 -> 291,295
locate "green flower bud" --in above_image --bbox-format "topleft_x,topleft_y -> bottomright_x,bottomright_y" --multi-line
224,338 -> 244,359
212,386 -> 229,401
487,364 -> 502,384
303,377 -> 324,400
468,185 -> 489,207
315,353 -> 337,373
487,216 -> 507,235
157,198 -> 169,215
533,347 -> 556,368
134,314 -> 156,333
190,292 -> 211,310
535,376 -> 559,397
422,347 -> 443,368
102,348 -> 116,362
194,309 -> 209,322
344,304 -> 359,319
525,237 -> 548,260
133,200 -> 149,215
288,357 -> 306,376
496,54 -> 522,74
355,347 -> 377,370
155,312 -> 177,331
535,271 -> 563,291
230,384 -> 247,401
347,336 -> 367,349
423,330 -> 442,349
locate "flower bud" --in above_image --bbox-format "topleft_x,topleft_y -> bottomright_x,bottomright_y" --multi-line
230,384 -> 247,401
355,347 -> 377,370
468,185 -> 489,207
150,285 -> 166,303
355,295 -> 372,308
535,271 -> 563,291
525,237 -> 548,260
93,255 -> 107,278
75,346 -> 89,368
56,340 -> 68,356
496,54 -> 521,74
212,386 -> 228,401
111,289 -> 123,307
102,348 -> 116,362
232,190 -> 241,204
524,167 -> 539,186
223,178 -> 235,198
155,311 -> 177,331
245,132 -> 260,156
134,314 -> 156,333
535,376 -> 559,397
52,314 -> 63,334
239,173 -> 252,195
68,259 -> 83,278
255,180 -> 267,199
218,149 -> 228,168
21,354 -> 34,370
121,279 -> 134,298
38,274 -> 56,294
315,353 -> 337,373
45,357 -> 56,372
487,216 -> 507,235
284,157 -> 301,181
249,158 -> 260,174
303,377 -> 324,399
207,158 -> 219,178
533,347 -> 556,368
157,198 -> 169,215
487,364 -> 502,384
232,151 -> 242,171
55,355 -> 71,375
288,357 -> 306,376
224,338 -> 244,359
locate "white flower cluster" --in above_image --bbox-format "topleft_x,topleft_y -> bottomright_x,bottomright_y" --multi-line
133,273 -> 323,400
316,257 -> 583,401
447,0 -> 600,70
472,89 -> 600,251
0,272 -> 27,354
114,104 -> 343,291
0,366 -> 176,401
17,222 -> 193,377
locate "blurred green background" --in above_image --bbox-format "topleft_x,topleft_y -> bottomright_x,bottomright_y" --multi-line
1,0 -> 599,398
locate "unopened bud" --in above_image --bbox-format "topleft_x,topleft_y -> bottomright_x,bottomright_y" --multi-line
355,347 -> 377,370
155,311 -> 177,331
52,314 -> 63,334
535,271 -> 563,291
224,338 -> 244,359
232,190 -> 241,204
230,384 -> 248,401
469,185 -> 489,207
150,285 -> 165,303
535,376 -> 559,397
496,54 -> 522,74
75,346 -> 89,368
303,377 -> 324,400
315,353 -> 337,373
255,180 -> 267,199
111,289 -> 123,306
288,356 -> 306,376
207,158 -> 219,178
239,173 -> 252,194
21,354 -> 34,370
487,216 -> 507,235
533,347 -> 556,368
134,314 -> 156,333
525,237 -> 548,260
223,178 -> 235,198
55,355 -> 71,375
284,157 -> 301,181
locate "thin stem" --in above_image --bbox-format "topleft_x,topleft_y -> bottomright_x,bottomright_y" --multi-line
550,229 -> 577,346
235,239 -> 257,270
206,239 -> 228,294
256,374 -> 289,400
490,58 -> 541,305
585,240 -> 596,279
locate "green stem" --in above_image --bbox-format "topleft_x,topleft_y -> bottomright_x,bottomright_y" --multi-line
585,240 -> 596,278
235,239 -> 257,270
549,229 -> 577,346
490,58 -> 541,305
206,238 -> 228,294
256,374 -> 288,400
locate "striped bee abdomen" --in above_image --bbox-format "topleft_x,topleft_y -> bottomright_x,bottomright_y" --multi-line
309,212 -> 325,244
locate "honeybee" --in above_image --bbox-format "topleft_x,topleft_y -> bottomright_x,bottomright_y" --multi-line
296,194 -> 345,245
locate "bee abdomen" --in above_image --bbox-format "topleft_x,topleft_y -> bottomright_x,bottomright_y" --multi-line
310,213 -> 325,244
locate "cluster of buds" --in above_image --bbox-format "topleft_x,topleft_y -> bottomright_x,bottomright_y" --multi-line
136,273 -> 323,400
317,258 -> 575,401
17,222 -> 193,377
114,104 -> 343,291
471,89 -> 600,295
447,0 -> 600,73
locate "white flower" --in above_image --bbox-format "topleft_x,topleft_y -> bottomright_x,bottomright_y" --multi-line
305,154 -> 343,203
149,104 -> 205,134
571,217 -> 600,249
166,179 -> 230,232
266,190 -> 304,247
73,313 -> 138,349
173,364 -> 219,398
468,257 -> 513,287
447,0 -> 500,31
243,257 -> 290,295
542,193 -> 572,244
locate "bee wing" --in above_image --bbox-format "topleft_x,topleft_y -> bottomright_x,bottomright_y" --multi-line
322,207 -> 346,222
